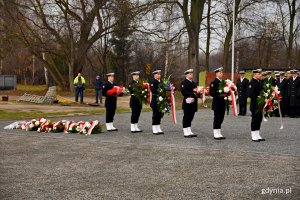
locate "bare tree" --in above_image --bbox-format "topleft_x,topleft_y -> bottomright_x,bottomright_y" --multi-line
4,0 -> 118,91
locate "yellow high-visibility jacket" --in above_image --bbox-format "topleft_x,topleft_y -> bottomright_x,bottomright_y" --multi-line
74,76 -> 86,86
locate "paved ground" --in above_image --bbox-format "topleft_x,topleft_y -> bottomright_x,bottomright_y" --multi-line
0,109 -> 299,199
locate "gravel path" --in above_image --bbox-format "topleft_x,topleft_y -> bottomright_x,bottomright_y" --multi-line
0,110 -> 299,199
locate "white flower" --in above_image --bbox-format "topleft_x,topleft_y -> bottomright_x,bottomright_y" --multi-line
35,121 -> 40,126
219,90 -> 222,93
83,129 -> 87,134
144,95 -> 147,98
264,93 -> 268,97
37,128 -> 41,132
142,91 -> 145,94
224,97 -> 228,100
145,89 -> 147,91
225,79 -> 232,84
267,89 -> 270,93
266,84 -> 270,87
164,108 -> 167,111
228,96 -> 232,101
40,118 -> 46,123
158,96 -> 163,101
224,87 -> 229,93
86,123 -> 91,128
76,126 -> 80,132
29,124 -> 34,128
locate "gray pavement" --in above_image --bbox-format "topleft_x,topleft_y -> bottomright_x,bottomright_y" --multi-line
0,109 -> 299,199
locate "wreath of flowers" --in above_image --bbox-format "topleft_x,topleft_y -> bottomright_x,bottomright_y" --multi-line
157,77 -> 175,117
257,82 -> 281,118
131,80 -> 150,105
218,79 -> 238,115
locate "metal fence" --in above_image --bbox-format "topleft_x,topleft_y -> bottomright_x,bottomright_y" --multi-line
0,75 -> 17,90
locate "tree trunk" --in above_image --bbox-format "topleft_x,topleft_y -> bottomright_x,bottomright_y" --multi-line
298,49 -> 300,68
0,60 -> 3,75
42,52 -> 49,87
223,30 -> 232,72
205,0 -> 211,73
32,55 -> 35,85
181,0 -> 205,84
223,0 -> 241,72
164,4 -> 172,78
286,0 -> 296,68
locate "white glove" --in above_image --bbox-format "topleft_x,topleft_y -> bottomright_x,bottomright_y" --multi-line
186,97 -> 195,104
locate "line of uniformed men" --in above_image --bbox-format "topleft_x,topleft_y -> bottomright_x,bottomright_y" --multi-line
101,68 -> 299,142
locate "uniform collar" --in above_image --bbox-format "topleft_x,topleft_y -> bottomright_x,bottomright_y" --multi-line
186,78 -> 192,82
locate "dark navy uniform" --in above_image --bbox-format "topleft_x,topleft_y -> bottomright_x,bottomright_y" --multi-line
288,76 -> 300,118
181,79 -> 198,128
236,78 -> 249,115
277,78 -> 289,117
128,80 -> 142,124
247,78 -> 263,131
150,79 -> 163,125
209,78 -> 226,130
266,77 -> 277,87
102,81 -> 117,123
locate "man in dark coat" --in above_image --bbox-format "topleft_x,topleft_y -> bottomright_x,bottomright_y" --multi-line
265,71 -> 276,86
276,72 -> 289,117
181,69 -> 198,138
236,70 -> 249,116
150,70 -> 164,135
128,71 -> 143,133
288,70 -> 300,118
102,73 -> 118,131
93,75 -> 103,104
247,69 -> 265,142
209,67 -> 226,140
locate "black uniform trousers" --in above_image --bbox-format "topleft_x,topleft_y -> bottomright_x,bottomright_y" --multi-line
131,107 -> 141,123
131,105 -> 142,123
106,108 -> 115,123
213,107 -> 225,129
152,107 -> 162,125
251,110 -> 263,131
239,103 -> 247,115
183,109 -> 195,128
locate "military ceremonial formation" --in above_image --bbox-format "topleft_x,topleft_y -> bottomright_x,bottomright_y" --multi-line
99,67 -> 300,142
5,68 -> 300,143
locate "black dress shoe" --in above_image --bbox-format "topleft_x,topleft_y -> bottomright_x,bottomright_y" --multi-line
238,113 -> 242,116
221,137 -> 226,139
214,137 -> 223,140
111,129 -> 118,131
252,140 -> 260,142
190,134 -> 197,137
158,132 -> 164,135
131,131 -> 137,133
153,132 -> 160,135
135,130 -> 143,133
259,138 -> 266,141
184,135 -> 193,138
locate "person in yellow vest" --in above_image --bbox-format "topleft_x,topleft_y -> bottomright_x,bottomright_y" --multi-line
74,72 -> 86,104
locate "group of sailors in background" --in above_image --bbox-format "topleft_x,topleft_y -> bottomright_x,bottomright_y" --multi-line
97,67 -> 300,142
236,69 -> 300,118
